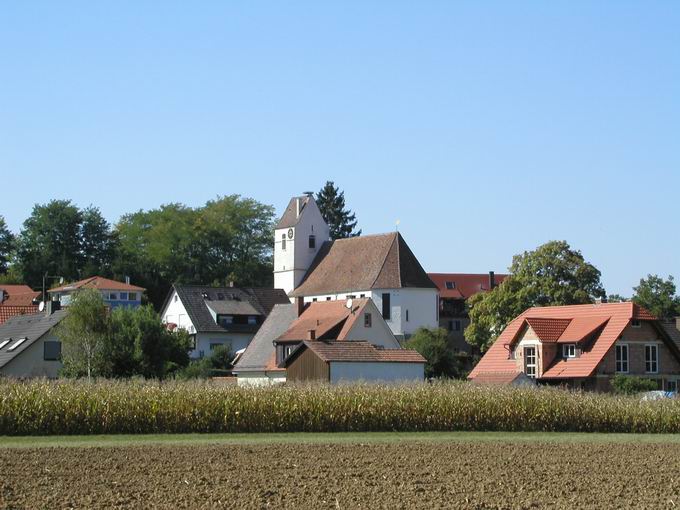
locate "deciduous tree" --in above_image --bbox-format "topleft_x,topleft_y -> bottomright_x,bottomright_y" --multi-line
465,241 -> 606,351
632,274 -> 680,319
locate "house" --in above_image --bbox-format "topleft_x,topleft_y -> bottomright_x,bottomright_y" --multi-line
0,285 -> 40,325
48,276 -> 144,309
469,302 -> 680,392
275,195 -> 439,340
233,297 -> 403,386
282,340 -> 426,384
0,301 -> 66,378
428,272 -> 508,354
160,284 -> 290,359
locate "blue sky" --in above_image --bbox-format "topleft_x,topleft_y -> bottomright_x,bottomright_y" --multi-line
1,1 -> 678,296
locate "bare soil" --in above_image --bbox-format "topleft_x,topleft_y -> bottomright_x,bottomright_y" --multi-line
1,441 -> 679,509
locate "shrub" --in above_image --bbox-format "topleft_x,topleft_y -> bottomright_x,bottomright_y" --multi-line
611,375 -> 659,395
1,379 -> 680,436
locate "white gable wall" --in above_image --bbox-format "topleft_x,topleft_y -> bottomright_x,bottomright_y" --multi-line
1,331 -> 62,378
161,290 -> 195,334
344,300 -> 401,348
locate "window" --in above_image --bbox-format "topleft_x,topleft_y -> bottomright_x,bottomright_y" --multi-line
326,297 -> 332,301
347,295 -> 357,299
247,316 -> 257,325
631,319 -> 641,328
445,281 -> 455,290
615,344 -> 629,373
281,234 -> 286,251
364,313 -> 372,328
309,235 -> 316,249
219,316 -> 234,328
453,320 -> 461,332
174,295 -> 178,302
381,293 -> 391,320
562,344 -> 576,358
44,341 -> 61,361
667,380 -> 677,393
0,338 -> 11,350
7,338 -> 27,352
360,294 -> 366,298
119,292 -> 128,301
406,309 -> 409,322
109,292 -> 118,300
129,292 -> 138,301
312,298 -> 318,302
645,344 -> 659,373
284,345 -> 295,358
210,343 -> 223,351
524,346 -> 537,378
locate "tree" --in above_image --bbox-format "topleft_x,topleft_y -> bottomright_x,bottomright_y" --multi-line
81,206 -> 118,278
114,196 -> 275,307
316,181 -> 361,239
0,216 -> 14,275
607,294 -> 628,303
57,288 -> 109,379
632,275 -> 680,319
465,241 -> 606,352
15,201 -> 116,288
406,327 -> 462,378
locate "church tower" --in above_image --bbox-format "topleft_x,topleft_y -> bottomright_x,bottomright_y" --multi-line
274,194 -> 330,297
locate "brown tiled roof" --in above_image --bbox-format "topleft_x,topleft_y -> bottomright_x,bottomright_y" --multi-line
276,196 -> 311,229
0,285 -> 40,306
290,232 -> 436,297
469,302 -> 660,381
428,273 -> 509,299
49,276 -> 145,293
276,299 -> 369,341
286,340 -> 426,364
0,305 -> 39,325
470,371 -> 526,385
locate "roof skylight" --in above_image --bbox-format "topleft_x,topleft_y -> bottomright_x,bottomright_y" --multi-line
7,337 -> 27,352
0,338 -> 11,349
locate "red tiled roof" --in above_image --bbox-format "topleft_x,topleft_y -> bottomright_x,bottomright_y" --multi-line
427,273 -> 509,299
49,276 -> 145,293
524,318 -> 572,343
0,285 -> 40,306
287,340 -> 426,364
277,299 -> 370,342
469,302 -> 658,381
0,305 -> 39,325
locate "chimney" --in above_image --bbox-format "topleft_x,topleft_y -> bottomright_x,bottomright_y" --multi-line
125,275 -> 130,285
307,329 -> 316,340
295,197 -> 301,217
46,299 -> 61,316
229,281 -> 235,288
489,271 -> 496,289
296,296 -> 306,317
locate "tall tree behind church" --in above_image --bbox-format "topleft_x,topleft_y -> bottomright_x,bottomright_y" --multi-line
315,181 -> 361,239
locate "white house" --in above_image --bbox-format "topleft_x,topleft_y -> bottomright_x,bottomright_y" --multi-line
233,297 -> 402,386
160,285 -> 290,359
274,195 -> 439,339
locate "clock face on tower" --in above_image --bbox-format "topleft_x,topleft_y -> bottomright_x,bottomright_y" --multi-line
287,228 -> 294,239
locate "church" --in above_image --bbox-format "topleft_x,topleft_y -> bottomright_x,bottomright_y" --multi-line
274,195 -> 439,340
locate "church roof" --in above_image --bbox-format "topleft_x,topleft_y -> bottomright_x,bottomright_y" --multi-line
290,232 -> 436,297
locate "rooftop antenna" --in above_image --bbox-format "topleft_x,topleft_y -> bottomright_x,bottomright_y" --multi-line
395,219 -> 400,232
303,191 -> 314,197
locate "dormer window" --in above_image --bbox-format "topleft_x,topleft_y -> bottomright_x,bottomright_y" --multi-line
631,319 -> 641,328
445,281 -> 455,290
562,344 -> 576,358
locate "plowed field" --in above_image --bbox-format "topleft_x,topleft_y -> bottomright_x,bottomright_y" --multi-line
1,440 -> 678,509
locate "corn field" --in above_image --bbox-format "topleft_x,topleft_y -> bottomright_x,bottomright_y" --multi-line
0,379 -> 679,435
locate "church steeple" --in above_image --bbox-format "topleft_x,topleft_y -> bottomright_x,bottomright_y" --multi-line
274,195 -> 330,297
